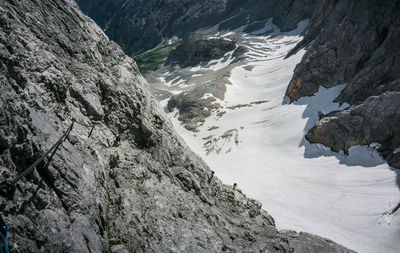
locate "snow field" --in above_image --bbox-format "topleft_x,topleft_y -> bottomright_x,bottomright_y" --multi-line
155,28 -> 400,253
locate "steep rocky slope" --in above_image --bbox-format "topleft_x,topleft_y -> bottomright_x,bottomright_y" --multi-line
0,0 -> 352,252
75,0 -> 318,55
285,0 -> 400,168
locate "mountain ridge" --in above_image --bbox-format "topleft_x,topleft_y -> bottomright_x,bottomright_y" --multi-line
75,0 -> 318,55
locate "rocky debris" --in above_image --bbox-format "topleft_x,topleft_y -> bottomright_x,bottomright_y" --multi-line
251,100 -> 270,105
225,101 -> 271,111
306,92 -> 400,168
285,0 -> 400,168
0,0 -> 353,252
284,231 -> 354,253
166,35 -> 240,67
167,81 -> 226,131
75,0 -> 318,55
204,129 -> 240,155
157,52 -> 241,132
227,104 -> 253,110
207,126 -> 220,131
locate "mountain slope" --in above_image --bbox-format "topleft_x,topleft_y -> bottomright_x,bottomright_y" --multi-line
0,0 -> 352,252
68,0 -> 399,252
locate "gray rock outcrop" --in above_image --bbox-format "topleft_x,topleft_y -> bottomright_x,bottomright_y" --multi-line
306,92 -> 400,168
285,0 -> 400,168
0,0 -> 353,252
286,0 -> 400,103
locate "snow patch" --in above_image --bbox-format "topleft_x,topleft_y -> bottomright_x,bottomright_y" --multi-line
201,93 -> 214,100
167,46 -> 400,253
154,22 -> 400,253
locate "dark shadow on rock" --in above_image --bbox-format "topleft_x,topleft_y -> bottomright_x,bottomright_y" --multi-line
303,141 -> 387,168
286,86 -> 398,179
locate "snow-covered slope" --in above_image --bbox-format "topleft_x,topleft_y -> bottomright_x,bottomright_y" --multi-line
147,25 -> 400,253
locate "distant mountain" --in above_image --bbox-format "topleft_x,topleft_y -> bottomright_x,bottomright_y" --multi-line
75,0 -> 318,55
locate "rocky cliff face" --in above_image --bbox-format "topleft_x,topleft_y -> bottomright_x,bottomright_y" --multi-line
0,0 -> 352,252
285,0 -> 400,168
75,0 -> 318,55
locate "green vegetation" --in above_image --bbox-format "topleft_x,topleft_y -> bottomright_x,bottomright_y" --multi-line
132,41 -> 180,74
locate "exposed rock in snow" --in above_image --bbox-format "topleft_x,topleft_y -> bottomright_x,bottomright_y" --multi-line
307,92 -> 400,168
167,80 -> 226,131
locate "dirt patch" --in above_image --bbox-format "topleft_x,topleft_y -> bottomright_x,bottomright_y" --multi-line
202,135 -> 214,140
243,65 -> 256,71
262,105 -> 278,111
217,111 -> 226,117
227,104 -> 252,110
254,119 -> 270,124
207,126 -> 219,131
251,100 -> 270,105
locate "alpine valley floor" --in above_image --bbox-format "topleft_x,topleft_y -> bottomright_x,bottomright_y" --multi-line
146,22 -> 400,253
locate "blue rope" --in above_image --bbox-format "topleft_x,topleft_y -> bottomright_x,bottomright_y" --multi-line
0,226 -> 8,253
